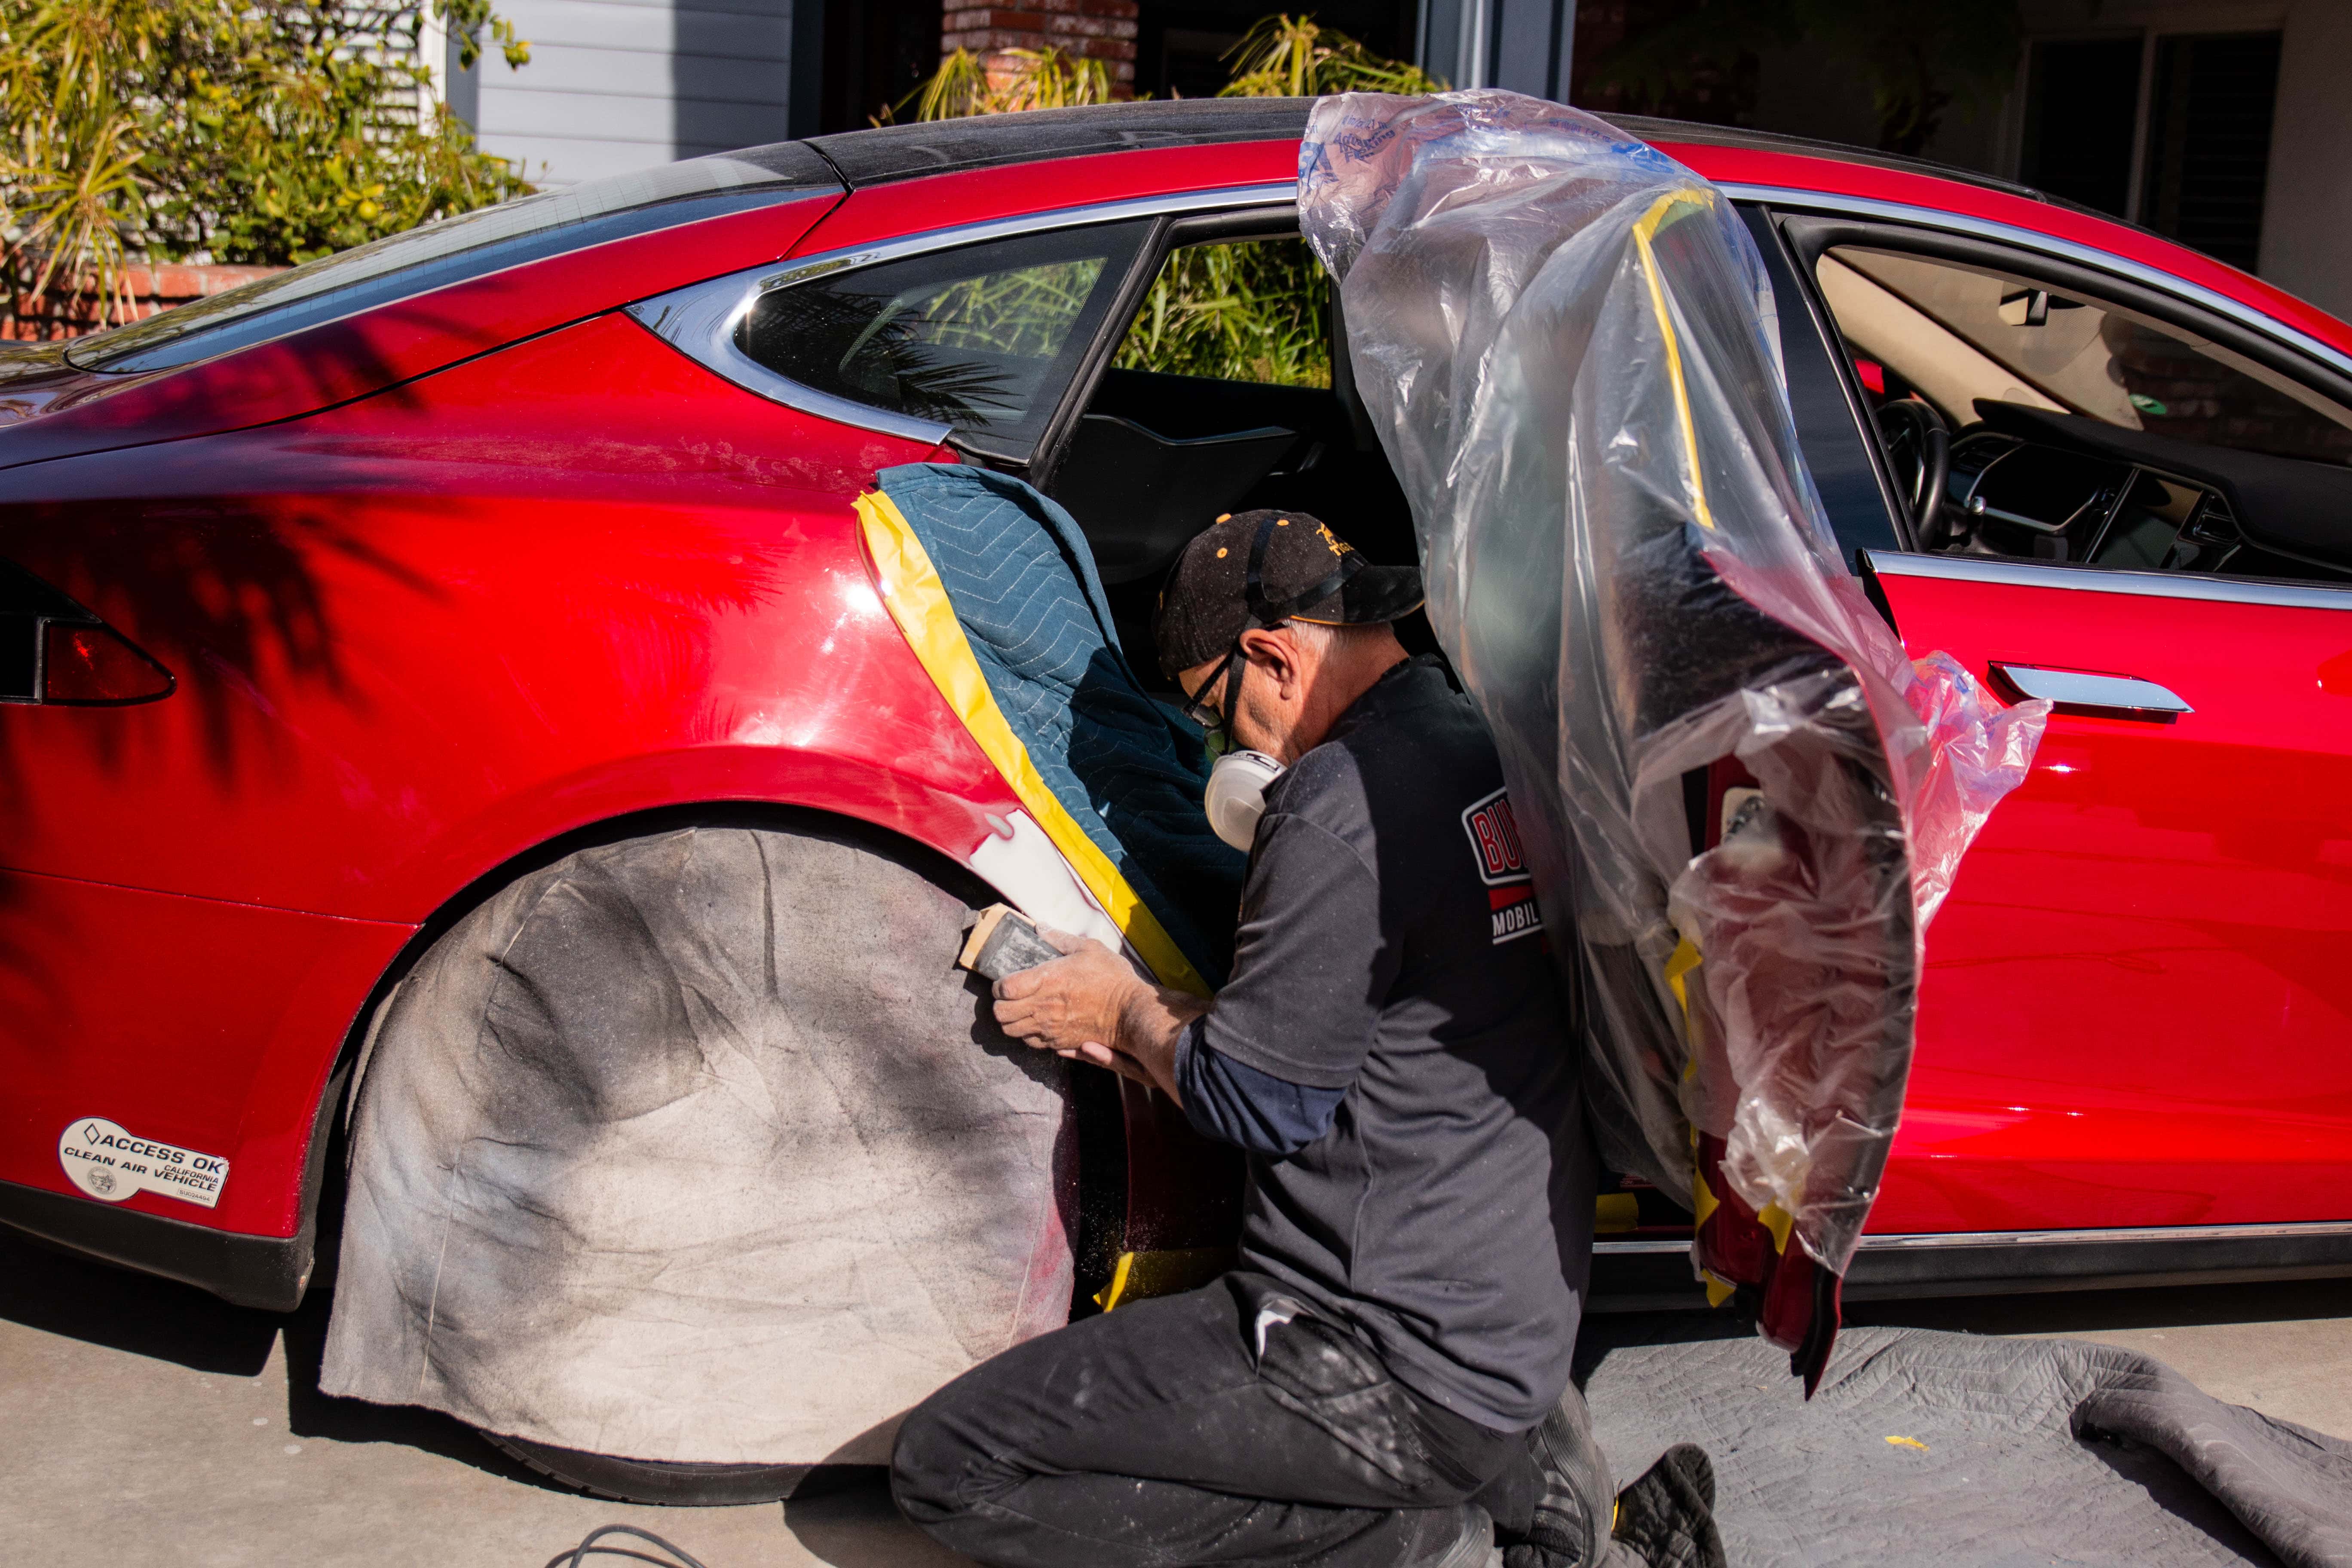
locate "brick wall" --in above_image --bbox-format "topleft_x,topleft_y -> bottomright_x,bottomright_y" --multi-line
943,0 -> 1141,96
5,263 -> 283,342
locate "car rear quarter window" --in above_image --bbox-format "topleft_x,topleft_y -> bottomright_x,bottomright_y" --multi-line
67,143 -> 840,375
737,224 -> 1151,448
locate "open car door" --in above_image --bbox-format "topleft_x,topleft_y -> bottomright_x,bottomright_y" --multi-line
1298,92 -> 2046,1387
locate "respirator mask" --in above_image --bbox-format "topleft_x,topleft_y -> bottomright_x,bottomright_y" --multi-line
1179,627 -> 1289,852
1204,748 -> 1286,851
1164,509 -> 1412,852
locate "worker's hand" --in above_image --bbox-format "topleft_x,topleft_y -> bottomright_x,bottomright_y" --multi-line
991,929 -> 1146,1066
992,928 -> 1207,1103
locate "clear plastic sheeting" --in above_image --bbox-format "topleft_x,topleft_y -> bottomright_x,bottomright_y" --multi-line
1299,92 -> 2043,1369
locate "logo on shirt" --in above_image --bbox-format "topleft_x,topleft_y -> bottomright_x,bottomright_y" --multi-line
1461,787 -> 1541,944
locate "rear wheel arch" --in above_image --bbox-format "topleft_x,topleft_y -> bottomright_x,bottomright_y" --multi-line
291,799 -> 1009,1305
306,804 -> 1106,1490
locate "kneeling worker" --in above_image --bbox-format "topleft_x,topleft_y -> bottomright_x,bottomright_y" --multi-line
891,511 -> 1722,1568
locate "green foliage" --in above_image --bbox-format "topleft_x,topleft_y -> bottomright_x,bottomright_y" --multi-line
1114,237 -> 1331,389
905,44 -> 1116,122
1217,14 -> 1446,99
1176,15 -> 1443,389
1590,0 -> 2022,155
922,258 -> 1107,356
0,0 -> 533,325
896,14 -> 1440,389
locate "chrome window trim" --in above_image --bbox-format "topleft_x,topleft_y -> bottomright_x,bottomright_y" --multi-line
88,184 -> 842,377
1718,182 -> 2352,386
1594,1218 -> 2352,1256
626,182 -> 1298,444
1863,548 -> 2352,611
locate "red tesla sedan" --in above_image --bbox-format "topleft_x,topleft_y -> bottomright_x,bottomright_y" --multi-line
4,98 -> 2349,1479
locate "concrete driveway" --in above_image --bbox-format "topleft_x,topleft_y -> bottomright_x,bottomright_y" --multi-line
3,1228 -> 2345,1568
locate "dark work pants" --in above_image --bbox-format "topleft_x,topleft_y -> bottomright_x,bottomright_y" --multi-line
891,1272 -> 1545,1568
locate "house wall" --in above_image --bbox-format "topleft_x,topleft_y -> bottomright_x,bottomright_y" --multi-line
453,0 -> 809,185
943,0 -> 1140,94
1421,0 -> 1574,99
2257,0 -> 2352,321
1740,0 -> 2352,323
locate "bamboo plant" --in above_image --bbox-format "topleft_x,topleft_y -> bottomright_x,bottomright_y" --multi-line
897,15 -> 1446,389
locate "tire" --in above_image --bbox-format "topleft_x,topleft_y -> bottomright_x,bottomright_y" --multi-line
483,1431 -> 880,1506
319,819 -> 1079,1489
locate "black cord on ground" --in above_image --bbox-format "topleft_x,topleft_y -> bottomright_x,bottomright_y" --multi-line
542,1522 -> 714,1568
541,1551 -> 683,1568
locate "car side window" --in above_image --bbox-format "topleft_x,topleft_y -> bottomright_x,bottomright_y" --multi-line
737,222 -> 1151,449
1112,236 -> 1333,388
1818,246 -> 2352,466
1809,241 -> 2352,579
1048,230 -> 1417,593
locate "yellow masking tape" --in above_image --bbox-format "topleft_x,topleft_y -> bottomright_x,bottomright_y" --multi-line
1630,186 -> 1720,533
855,488 -> 1210,997
1664,935 -> 1702,1029
1701,1269 -> 1736,1309
1094,1247 -> 1235,1311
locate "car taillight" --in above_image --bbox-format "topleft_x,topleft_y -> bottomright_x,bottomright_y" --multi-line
1,560 -> 174,705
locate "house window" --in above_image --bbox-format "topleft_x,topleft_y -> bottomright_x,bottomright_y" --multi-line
2141,32 -> 2284,272
2020,37 -> 2143,218
2017,29 -> 2283,273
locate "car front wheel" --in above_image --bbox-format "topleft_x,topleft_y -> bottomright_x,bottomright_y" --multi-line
319,818 -> 1078,1504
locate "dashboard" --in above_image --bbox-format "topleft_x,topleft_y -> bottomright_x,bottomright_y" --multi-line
1928,401 -> 2352,583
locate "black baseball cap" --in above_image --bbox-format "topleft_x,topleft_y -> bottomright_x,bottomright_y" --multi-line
1152,509 -> 1424,677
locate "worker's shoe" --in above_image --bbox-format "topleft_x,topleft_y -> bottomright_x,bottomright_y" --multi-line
1607,1444 -> 1726,1568
1499,1383 -> 1613,1568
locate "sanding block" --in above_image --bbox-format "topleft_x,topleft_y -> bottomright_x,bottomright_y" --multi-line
958,904 -> 1064,981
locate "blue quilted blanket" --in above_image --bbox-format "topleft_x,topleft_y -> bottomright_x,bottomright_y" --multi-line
878,463 -> 1242,982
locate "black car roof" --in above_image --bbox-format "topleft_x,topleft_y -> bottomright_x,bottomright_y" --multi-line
1601,114 -> 2056,205
782,98 -> 2056,208
805,98 -> 1317,187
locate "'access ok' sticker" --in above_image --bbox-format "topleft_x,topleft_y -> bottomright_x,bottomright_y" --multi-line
57,1117 -> 230,1209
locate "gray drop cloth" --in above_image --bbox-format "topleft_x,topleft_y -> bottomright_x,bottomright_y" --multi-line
1580,1323 -> 2352,1568
323,824 -> 1072,1464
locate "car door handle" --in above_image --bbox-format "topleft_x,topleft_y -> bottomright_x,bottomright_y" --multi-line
1990,662 -> 2194,720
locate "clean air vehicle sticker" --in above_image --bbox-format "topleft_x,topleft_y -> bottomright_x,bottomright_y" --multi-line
1461,786 -> 1542,944
58,1117 -> 229,1209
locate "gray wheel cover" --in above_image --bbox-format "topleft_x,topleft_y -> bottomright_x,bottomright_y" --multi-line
322,824 -> 1073,1464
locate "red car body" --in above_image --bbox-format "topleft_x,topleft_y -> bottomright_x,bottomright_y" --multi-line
2,101 -> 2346,1311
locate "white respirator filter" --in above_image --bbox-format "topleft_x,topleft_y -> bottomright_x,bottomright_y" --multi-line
1204,749 -> 1287,852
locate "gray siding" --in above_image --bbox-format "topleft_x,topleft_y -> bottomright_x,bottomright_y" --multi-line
464,0 -> 797,186
1418,0 -> 1573,101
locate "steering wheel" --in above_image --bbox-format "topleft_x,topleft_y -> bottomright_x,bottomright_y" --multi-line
1875,396 -> 1952,546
